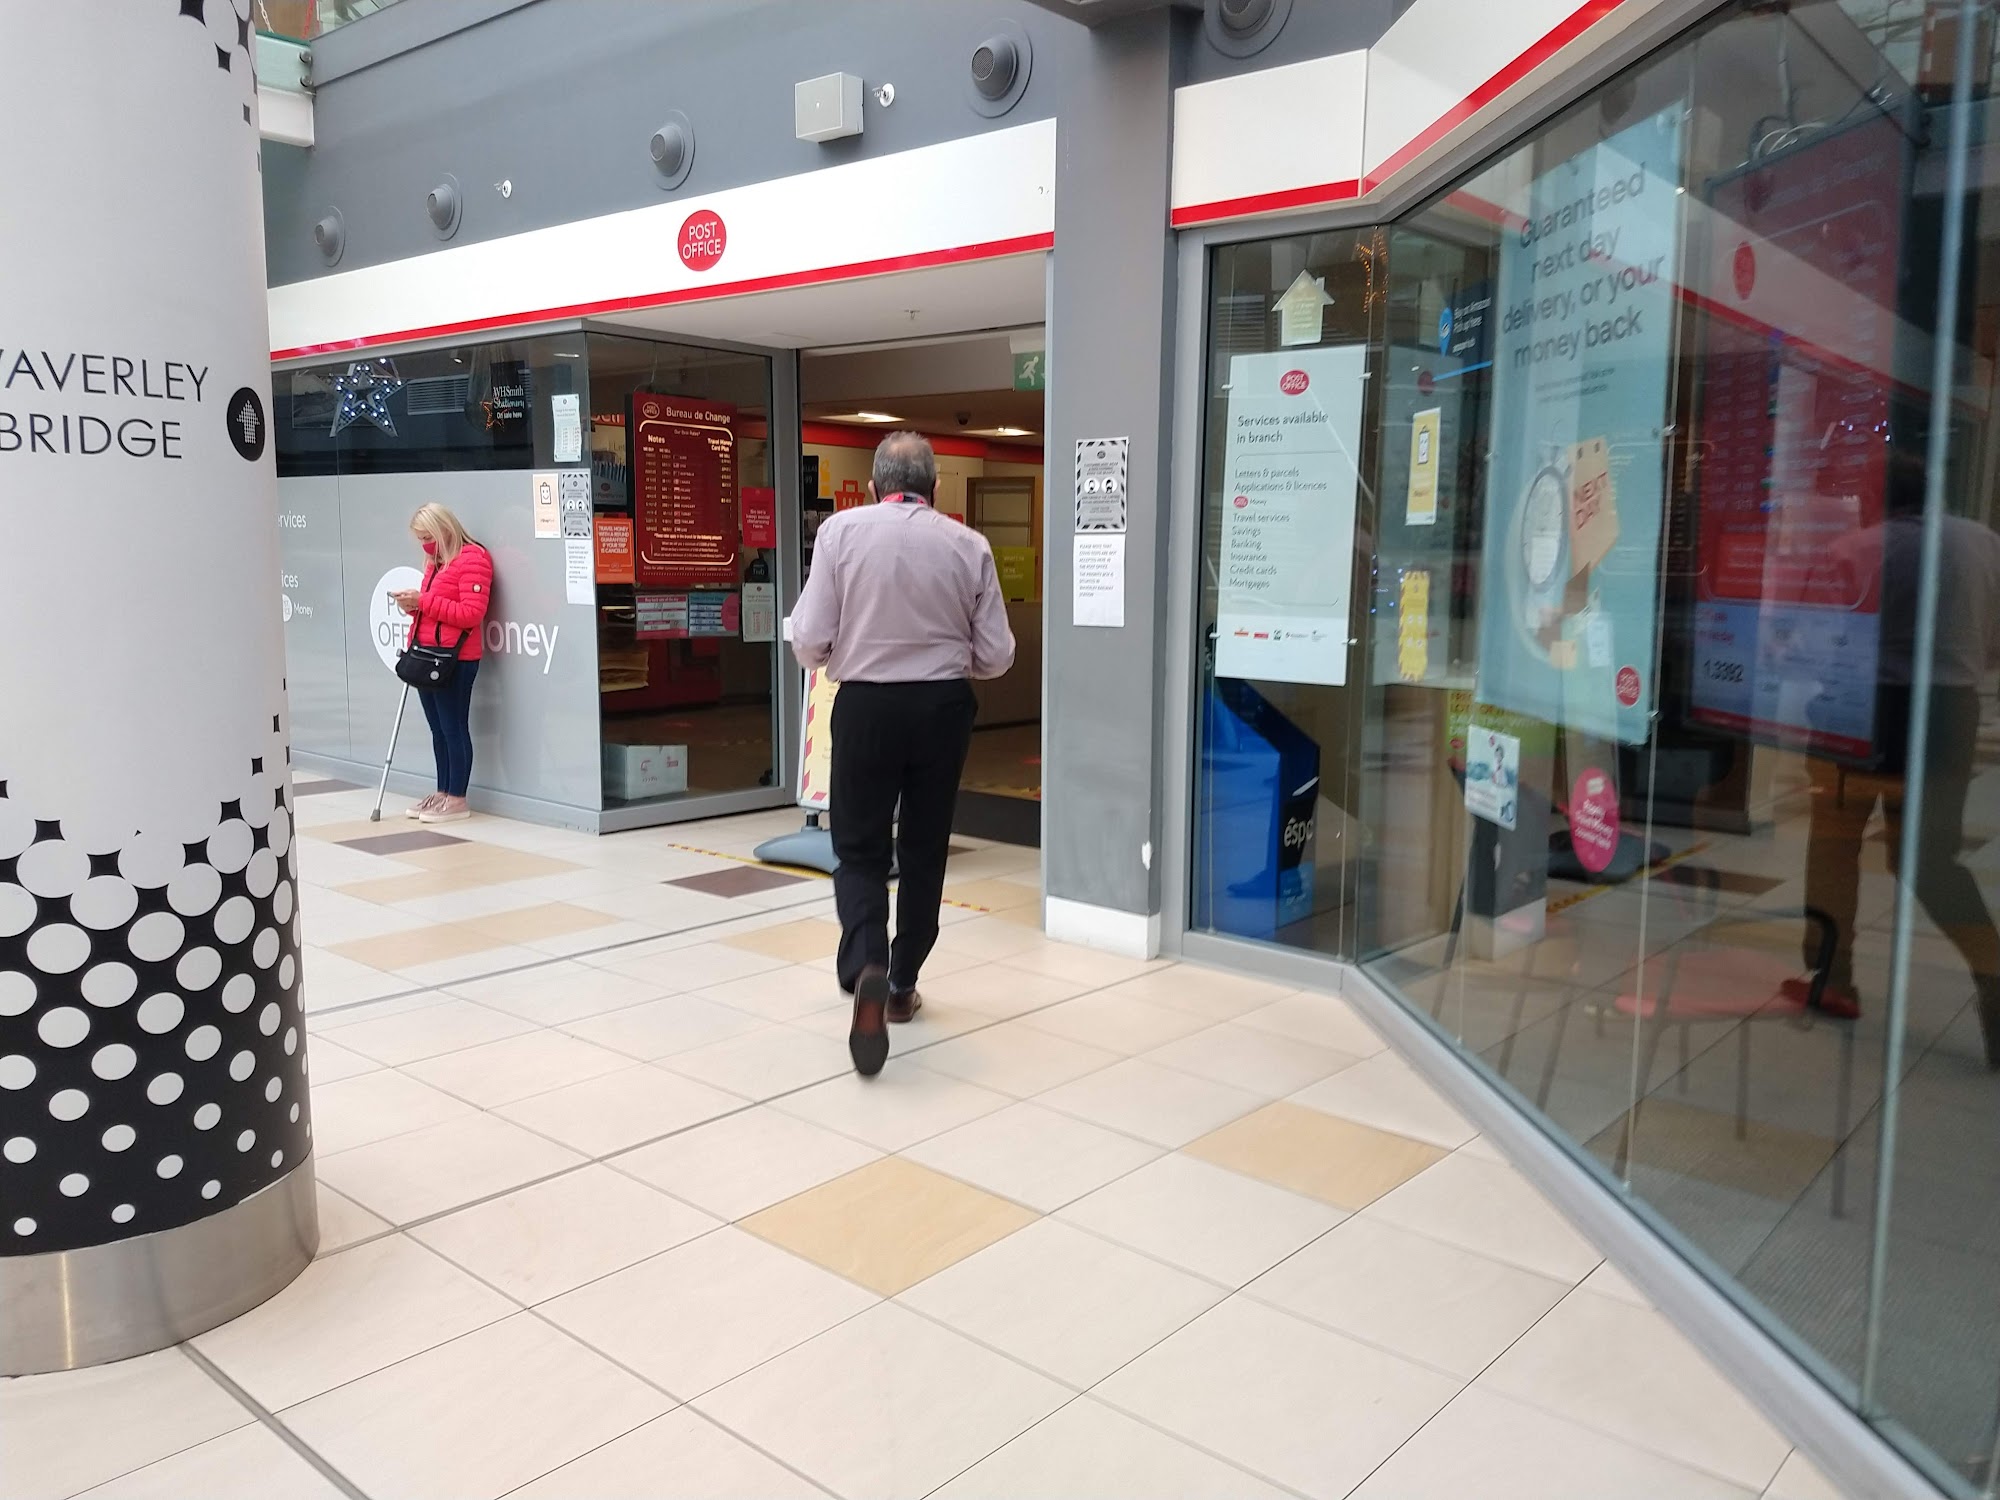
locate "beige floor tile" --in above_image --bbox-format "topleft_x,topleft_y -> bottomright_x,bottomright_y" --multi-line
512,1409 -> 826,1499
1021,990 -> 1214,1054
928,916 -> 1053,964
936,1395 -> 1291,1498
563,993 -> 768,1060
393,845 -> 580,880
74,1421 -> 347,1500
447,962 -> 666,1025
902,1217 -> 1222,1385
1247,1216 -> 1568,1378
904,1100 -> 1162,1211
1764,1450 -> 1847,1500
1102,966 -> 1297,1022
694,1302 -> 1068,1500
1058,1152 -> 1344,1287
1478,1289 -> 1792,1489
914,963 -> 1096,1020
192,1235 -> 513,1410
1039,1058 -> 1264,1148
1364,1152 -> 1602,1282
523,918 -> 663,957
1000,944 -> 1170,988
599,938 -> 793,990
338,863 -> 517,903
328,923 -> 511,974
463,901 -> 620,944
317,1113 -> 585,1225
659,1023 -> 849,1100
397,941 -> 551,990
1238,991 -> 1388,1056
912,1020 -> 1121,1097
409,1163 -> 719,1304
285,1314 -> 669,1499
1186,1102 -> 1447,1209
544,1226 -> 877,1398
1144,1022 -> 1361,1098
610,1105 -> 881,1220
1349,1387 -> 1758,1500
745,1156 -> 1037,1296
404,1028 -> 633,1108
497,1063 -> 746,1157
1291,1050 -> 1479,1149
695,965 -> 842,1023
319,995 -> 537,1066
314,1182 -> 391,1254
307,1068 -> 476,1156
773,1066 -> 1012,1152
941,877 -> 1041,911
1098,1297 -> 1459,1499
721,917 -> 846,963
300,1034 -> 380,1083
0,1348 -> 250,1500
989,901 -> 1046,928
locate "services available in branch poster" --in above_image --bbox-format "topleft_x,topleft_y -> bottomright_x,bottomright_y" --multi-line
1214,345 -> 1366,686
631,392 -> 739,589
1477,106 -> 1683,745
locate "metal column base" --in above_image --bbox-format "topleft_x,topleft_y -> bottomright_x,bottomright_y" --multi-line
0,1159 -> 319,1375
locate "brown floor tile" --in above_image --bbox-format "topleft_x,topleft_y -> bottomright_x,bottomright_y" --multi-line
339,830 -> 472,857
742,1157 -> 1037,1295
723,919 -> 844,963
329,924 -> 509,972
669,866 -> 809,898
1186,1102 -> 1446,1210
942,879 -> 1040,913
1587,1096 -> 1838,1200
463,903 -> 621,944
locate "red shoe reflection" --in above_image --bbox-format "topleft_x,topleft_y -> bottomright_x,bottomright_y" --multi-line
1780,976 -> 1862,1019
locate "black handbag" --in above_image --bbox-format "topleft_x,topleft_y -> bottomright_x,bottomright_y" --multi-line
396,618 -> 469,692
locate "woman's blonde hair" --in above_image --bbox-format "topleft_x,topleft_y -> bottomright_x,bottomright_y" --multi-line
410,503 -> 470,565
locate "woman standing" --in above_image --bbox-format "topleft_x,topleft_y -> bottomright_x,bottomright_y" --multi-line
391,503 -> 493,824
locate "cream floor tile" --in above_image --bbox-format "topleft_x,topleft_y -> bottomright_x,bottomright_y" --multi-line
1185,1102 -> 1447,1210
1290,1051 -> 1479,1149
1058,1152 -> 1344,1288
1349,1387 -> 1759,1500
285,1313 -> 669,1499
445,962 -> 667,1025
788,993 -> 992,1049
316,1113 -> 585,1225
773,1066 -> 1012,1152
397,941 -> 552,989
720,917 -> 845,963
394,845 -> 581,881
1580,1258 -> 1654,1307
1764,1450 -> 1847,1500
1000,944 -> 1170,988
1238,991 -> 1388,1056
512,1409 -> 825,1499
544,1227 -> 877,1398
911,1020 -> 1122,1098
904,1101 -> 1162,1211
902,1217 -> 1222,1386
1457,1132 -> 1510,1164
936,1395 -> 1292,1499
462,902 -> 621,945
314,1182 -> 391,1254
610,1105 -> 881,1221
1021,990 -> 1214,1054
1102,966 -> 1297,1023
191,1235 -> 512,1410
1246,1216 -> 1568,1378
1039,1058 -> 1264,1148
695,965 -> 843,1023
927,916 -> 1053,964
497,1063 -> 746,1157
339,864 -> 527,904
404,1028 -> 633,1108
899,962 -> 1093,1020
745,1156 -> 1036,1296
296,948 -> 405,1010
328,923 -> 512,975
694,1302 -> 1068,1500
1097,1297 -> 1458,1500
1144,1021 -> 1361,1098
299,1034 -> 380,1084
522,918 -> 663,957
409,1163 -> 720,1304
298,890 -> 433,947
592,916 -> 783,975
75,1420 -> 347,1500
307,1068 -> 476,1156
1364,1152 -> 1603,1283
562,993 -> 767,1060
1478,1289 -> 1792,1490
658,1023 -> 849,1100
0,1348 -> 250,1500
318,996 -> 537,1066
941,876 -> 1042,911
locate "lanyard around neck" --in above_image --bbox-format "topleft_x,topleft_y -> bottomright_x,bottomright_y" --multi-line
881,492 -> 931,506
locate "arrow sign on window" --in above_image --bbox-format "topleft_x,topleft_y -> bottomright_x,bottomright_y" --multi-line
1273,270 -> 1335,348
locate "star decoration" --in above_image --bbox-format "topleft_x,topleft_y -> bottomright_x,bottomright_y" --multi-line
329,359 -> 405,437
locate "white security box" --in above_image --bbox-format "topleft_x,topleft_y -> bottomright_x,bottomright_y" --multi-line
796,72 -> 865,142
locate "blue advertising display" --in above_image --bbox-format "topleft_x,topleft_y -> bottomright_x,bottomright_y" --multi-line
1476,107 -> 1683,745
1195,681 -> 1319,941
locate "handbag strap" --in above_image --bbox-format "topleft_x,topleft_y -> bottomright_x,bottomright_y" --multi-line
415,556 -> 473,655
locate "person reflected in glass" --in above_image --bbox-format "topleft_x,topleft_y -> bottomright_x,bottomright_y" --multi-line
391,503 -> 492,825
1799,451 -> 2000,1064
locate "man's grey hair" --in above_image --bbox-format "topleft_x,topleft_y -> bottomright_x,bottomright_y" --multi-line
872,431 -> 938,501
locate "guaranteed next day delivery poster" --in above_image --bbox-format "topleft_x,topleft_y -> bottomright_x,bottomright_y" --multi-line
1477,106 -> 1683,745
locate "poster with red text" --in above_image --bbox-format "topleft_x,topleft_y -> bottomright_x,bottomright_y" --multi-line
632,392 -> 739,589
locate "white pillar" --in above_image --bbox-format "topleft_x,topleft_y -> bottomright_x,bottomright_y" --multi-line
0,0 -> 315,1372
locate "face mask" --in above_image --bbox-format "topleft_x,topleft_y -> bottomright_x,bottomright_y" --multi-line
420,540 -> 438,556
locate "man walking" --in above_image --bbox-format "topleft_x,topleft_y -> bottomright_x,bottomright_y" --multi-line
791,432 -> 1016,1076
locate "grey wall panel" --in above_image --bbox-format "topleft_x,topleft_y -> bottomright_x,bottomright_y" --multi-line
276,476 -> 352,760
267,0 -> 1091,286
279,470 -> 602,816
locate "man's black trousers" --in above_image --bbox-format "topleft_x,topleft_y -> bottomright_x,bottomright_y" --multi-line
830,679 -> 978,993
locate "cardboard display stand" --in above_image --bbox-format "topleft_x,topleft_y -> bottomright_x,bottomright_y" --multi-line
754,667 -> 845,875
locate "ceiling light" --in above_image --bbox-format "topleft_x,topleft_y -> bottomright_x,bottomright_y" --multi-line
971,426 -> 1035,437
833,411 -> 901,424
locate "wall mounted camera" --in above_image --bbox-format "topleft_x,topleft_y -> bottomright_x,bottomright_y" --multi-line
312,207 -> 344,266
967,19 -> 1032,118
426,174 -> 462,240
649,110 -> 695,190
1204,0 -> 1292,58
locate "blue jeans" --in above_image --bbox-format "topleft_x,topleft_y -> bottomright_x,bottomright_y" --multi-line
417,659 -> 479,797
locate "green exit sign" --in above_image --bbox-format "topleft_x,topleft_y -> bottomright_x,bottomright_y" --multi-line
1011,351 -> 1046,391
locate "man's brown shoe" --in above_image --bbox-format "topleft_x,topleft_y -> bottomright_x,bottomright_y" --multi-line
887,987 -> 922,1024
850,967 -> 890,1077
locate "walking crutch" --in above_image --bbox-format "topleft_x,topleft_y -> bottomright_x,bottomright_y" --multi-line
368,683 -> 414,822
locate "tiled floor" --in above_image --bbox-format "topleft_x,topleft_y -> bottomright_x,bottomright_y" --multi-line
0,783 -> 1851,1500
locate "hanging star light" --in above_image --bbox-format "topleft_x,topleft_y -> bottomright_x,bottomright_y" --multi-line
329,358 -> 404,437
